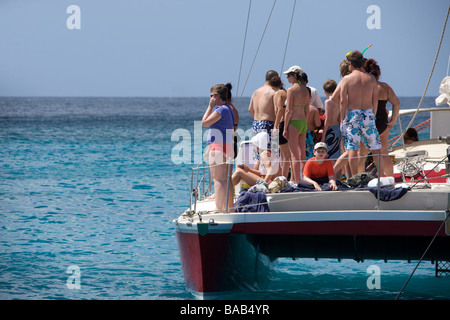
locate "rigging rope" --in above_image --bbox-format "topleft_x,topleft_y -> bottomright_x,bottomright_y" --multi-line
237,0 -> 278,109
280,0 -> 297,74
391,4 -> 450,147
235,0 -> 252,106
395,211 -> 450,300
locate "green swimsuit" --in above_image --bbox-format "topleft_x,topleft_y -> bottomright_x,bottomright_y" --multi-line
289,105 -> 308,134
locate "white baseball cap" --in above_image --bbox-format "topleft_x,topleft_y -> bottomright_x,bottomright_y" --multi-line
283,65 -> 304,75
314,142 -> 327,151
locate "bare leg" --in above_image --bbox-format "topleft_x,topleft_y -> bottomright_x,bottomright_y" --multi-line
280,143 -> 291,178
333,150 -> 348,177
358,143 -> 368,173
370,148 -> 382,177
298,133 -> 306,179
379,129 -> 393,176
348,150 -> 359,177
287,125 -> 301,184
231,167 -> 260,187
209,150 -> 233,212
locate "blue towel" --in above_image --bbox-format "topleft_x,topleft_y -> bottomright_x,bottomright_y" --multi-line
280,179 -> 350,192
367,186 -> 409,201
234,190 -> 270,212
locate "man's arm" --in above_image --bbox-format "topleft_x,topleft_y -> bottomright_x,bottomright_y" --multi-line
248,91 -> 256,118
321,101 -> 331,142
330,82 -> 341,104
339,80 -> 348,122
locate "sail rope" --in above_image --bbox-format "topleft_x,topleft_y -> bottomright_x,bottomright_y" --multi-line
236,0 -> 277,110
395,211 -> 450,300
280,0 -> 297,74
235,0 -> 252,107
235,0 -> 298,107
391,4 -> 450,147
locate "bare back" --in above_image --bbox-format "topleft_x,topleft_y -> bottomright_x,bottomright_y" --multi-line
274,89 -> 287,127
287,83 -> 309,121
340,70 -> 378,113
248,84 -> 276,121
378,81 -> 400,124
324,99 -> 340,127
378,81 -> 399,105
307,105 -> 320,131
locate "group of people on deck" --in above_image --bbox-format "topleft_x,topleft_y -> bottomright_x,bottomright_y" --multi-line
202,50 -> 400,212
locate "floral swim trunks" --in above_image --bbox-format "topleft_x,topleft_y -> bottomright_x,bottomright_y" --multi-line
343,109 -> 381,151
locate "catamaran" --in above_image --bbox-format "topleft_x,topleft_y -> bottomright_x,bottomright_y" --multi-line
173,2 -> 450,299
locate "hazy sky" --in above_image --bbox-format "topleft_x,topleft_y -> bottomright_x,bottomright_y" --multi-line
0,0 -> 449,98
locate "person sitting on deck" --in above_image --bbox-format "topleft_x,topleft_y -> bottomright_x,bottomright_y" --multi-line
404,128 -> 419,144
301,142 -> 338,191
231,132 -> 281,188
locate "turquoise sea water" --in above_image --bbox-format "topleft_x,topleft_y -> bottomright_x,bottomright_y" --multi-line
1,96 -> 449,300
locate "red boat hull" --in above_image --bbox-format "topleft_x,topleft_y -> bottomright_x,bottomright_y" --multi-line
175,231 -> 234,294
175,216 -> 450,297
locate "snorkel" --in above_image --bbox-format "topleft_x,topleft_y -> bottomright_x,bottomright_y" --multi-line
361,44 -> 372,55
346,44 -> 372,58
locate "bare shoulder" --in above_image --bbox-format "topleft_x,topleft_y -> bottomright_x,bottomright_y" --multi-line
309,105 -> 319,113
339,75 -> 351,88
341,73 -> 352,83
365,72 -> 377,83
378,81 -> 392,91
275,89 -> 287,99
325,99 -> 337,108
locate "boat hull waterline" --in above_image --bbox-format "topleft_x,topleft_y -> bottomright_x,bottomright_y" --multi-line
175,203 -> 450,297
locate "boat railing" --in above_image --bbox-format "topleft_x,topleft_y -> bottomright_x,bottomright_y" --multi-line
185,110 -> 450,216
185,145 -> 450,216
388,107 -> 450,150
388,118 -> 430,149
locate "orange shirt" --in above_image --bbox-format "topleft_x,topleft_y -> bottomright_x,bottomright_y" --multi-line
303,157 -> 334,179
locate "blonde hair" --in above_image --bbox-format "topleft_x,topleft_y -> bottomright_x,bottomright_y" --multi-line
339,59 -> 351,77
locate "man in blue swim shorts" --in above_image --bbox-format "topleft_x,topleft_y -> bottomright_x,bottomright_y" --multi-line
338,50 -> 381,177
248,70 -> 279,166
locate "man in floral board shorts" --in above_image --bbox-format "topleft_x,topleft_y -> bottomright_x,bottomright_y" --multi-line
338,50 -> 381,177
